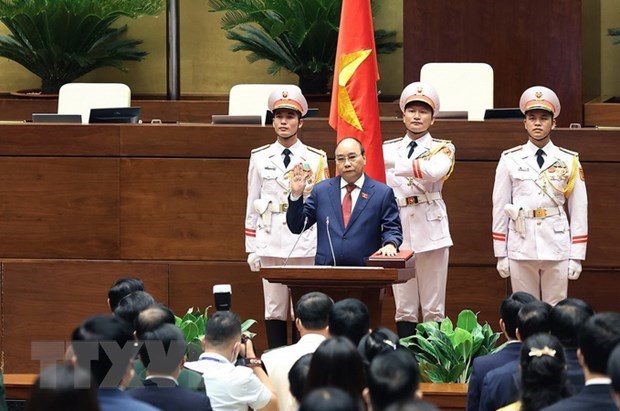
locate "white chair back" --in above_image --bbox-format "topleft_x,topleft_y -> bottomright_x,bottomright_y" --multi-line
228,84 -> 302,125
58,83 -> 131,124
420,63 -> 493,121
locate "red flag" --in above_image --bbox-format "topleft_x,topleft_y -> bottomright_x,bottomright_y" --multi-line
329,0 -> 385,182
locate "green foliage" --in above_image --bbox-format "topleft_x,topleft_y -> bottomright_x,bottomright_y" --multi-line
208,0 -> 402,93
175,307 -> 257,361
400,310 -> 501,383
609,27 -> 620,45
0,0 -> 164,94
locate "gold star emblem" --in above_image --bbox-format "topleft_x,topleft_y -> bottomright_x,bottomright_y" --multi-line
336,49 -> 372,131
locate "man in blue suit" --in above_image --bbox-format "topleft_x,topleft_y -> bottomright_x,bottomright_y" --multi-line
287,137 -> 402,266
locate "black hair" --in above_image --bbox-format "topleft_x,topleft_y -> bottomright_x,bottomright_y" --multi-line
367,348 -> 420,411
579,312 -> 620,375
299,387 -> 359,411
108,278 -> 144,312
519,333 -> 570,411
204,311 -> 242,347
328,298 -> 370,347
139,323 -> 187,374
517,300 -> 551,341
549,298 -> 593,348
608,344 -> 620,394
288,353 -> 313,403
357,327 -> 400,369
500,291 -> 537,340
384,399 -> 439,411
113,291 -> 156,331
296,292 -> 333,330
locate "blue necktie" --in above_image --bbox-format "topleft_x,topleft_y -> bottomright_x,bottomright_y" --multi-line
408,141 -> 417,159
536,149 -> 545,168
283,148 -> 292,168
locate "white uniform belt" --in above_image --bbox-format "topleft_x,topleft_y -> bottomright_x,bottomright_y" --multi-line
268,202 -> 288,213
522,206 -> 562,218
396,192 -> 442,207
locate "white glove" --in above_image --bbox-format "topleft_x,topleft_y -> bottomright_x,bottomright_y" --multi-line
496,257 -> 510,278
568,259 -> 582,280
247,253 -> 261,272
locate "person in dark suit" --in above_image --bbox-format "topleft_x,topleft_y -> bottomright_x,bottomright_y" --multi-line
466,291 -> 536,411
541,312 -> 620,411
608,345 -> 620,409
287,137 -> 402,266
127,324 -> 212,411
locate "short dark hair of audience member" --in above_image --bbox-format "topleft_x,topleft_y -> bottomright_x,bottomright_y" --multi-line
499,291 -> 537,340
305,336 -> 366,404
114,291 -> 156,331
357,327 -> 400,370
328,298 -> 370,346
299,387 -> 359,411
289,353 -> 313,405
296,292 -> 334,330
138,323 -> 187,376
366,348 -> 420,411
135,304 -> 176,336
516,300 -> 552,341
549,298 -> 594,349
108,278 -> 145,312
579,312 -> 620,375
71,314 -> 137,387
204,310 -> 242,348
26,363 -> 100,411
383,399 -> 439,411
518,333 -> 570,411
608,344 -> 620,409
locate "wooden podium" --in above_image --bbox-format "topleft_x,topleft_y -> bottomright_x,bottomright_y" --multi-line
260,265 -> 415,328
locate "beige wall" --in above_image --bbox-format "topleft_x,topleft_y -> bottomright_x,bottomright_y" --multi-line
601,0 -> 620,97
0,1 -> 403,96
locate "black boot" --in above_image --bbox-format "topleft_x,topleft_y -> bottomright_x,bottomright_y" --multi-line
396,321 -> 418,339
265,319 -> 288,348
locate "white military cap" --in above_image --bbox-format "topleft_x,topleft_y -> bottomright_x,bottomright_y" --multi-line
267,85 -> 308,116
399,82 -> 440,115
519,86 -> 561,118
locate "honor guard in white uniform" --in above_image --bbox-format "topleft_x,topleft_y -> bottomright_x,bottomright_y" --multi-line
245,86 -> 329,348
384,82 -> 455,338
492,86 -> 588,305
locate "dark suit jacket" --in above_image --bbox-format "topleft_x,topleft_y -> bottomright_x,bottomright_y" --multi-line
479,359 -> 519,411
466,341 -> 521,411
541,383 -> 617,411
127,378 -> 212,411
287,174 -> 402,266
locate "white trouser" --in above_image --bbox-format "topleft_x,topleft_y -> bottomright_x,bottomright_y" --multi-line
260,256 -> 314,320
508,259 -> 568,305
393,247 -> 449,322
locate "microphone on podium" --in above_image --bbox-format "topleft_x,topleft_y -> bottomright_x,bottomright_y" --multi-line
283,216 -> 308,266
325,216 -> 337,266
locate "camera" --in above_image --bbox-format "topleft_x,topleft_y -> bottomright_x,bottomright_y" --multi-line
213,284 -> 232,311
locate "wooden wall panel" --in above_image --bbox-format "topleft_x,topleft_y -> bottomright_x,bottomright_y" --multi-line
0,158 -> 120,258
403,0 -> 582,126
1,261 -> 169,373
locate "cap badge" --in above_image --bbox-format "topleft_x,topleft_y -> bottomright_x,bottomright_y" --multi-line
282,91 -> 288,98
416,86 -> 423,94
535,91 -> 543,99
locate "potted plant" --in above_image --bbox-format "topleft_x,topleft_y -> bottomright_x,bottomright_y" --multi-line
400,309 -> 501,383
208,0 -> 401,94
175,307 -> 257,361
0,0 -> 164,95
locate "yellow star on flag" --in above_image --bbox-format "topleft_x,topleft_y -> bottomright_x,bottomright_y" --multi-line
337,49 -> 372,131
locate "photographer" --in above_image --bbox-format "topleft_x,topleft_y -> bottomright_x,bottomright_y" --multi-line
185,311 -> 278,411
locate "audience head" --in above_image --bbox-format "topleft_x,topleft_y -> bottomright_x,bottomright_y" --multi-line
549,298 -> 593,349
71,314 -> 136,387
384,399 -> 439,411
358,327 -> 400,369
107,278 -> 144,312
306,336 -> 366,402
519,333 -> 570,410
578,312 -> 620,376
135,304 -> 176,336
138,323 -> 187,376
366,348 -> 420,411
299,387 -> 359,411
608,344 -> 620,408
296,292 -> 334,331
329,298 -> 370,346
113,290 -> 156,330
516,300 -> 551,341
499,291 -> 537,340
289,353 -> 313,404
26,363 -> 100,411
203,310 -> 243,361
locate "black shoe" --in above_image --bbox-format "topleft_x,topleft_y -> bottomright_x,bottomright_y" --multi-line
396,321 -> 418,339
265,319 -> 288,348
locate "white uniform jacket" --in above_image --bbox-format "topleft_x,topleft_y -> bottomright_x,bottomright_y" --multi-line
383,133 -> 455,252
245,140 -> 328,258
492,141 -> 588,261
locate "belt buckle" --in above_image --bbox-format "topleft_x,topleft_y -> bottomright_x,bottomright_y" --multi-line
534,208 -> 547,218
406,196 -> 418,205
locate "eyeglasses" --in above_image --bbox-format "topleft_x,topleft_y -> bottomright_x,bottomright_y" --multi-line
335,153 -> 362,164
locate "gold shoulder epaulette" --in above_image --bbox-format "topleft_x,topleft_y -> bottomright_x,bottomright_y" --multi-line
251,144 -> 270,154
559,147 -> 579,157
307,146 -> 327,156
502,145 -> 523,155
432,138 -> 452,144
383,137 -> 404,145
